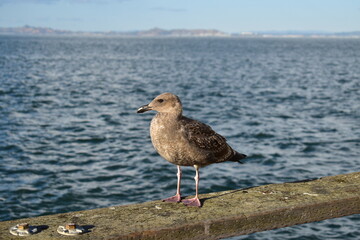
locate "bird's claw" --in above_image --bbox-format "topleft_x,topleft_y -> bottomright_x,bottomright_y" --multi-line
162,194 -> 181,203
182,197 -> 202,207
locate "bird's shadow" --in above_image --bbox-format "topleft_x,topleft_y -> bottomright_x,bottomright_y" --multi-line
200,177 -> 319,206
200,186 -> 256,205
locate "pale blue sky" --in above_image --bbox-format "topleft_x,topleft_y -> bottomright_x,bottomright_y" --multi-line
0,0 -> 359,32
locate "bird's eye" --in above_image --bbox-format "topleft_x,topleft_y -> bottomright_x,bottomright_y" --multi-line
157,99 -> 164,103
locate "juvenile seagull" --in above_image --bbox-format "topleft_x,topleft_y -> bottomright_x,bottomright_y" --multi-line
137,93 -> 246,207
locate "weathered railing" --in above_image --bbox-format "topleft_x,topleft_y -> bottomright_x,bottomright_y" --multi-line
1,171 -> 359,240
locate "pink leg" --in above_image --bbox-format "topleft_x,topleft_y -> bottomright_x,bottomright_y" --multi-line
163,165 -> 182,203
182,165 -> 202,207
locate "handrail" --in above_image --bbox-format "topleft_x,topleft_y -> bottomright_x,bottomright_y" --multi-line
1,171 -> 359,240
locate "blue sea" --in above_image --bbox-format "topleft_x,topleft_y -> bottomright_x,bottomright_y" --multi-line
0,36 -> 359,239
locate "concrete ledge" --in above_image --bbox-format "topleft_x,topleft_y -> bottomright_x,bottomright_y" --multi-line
1,172 -> 359,240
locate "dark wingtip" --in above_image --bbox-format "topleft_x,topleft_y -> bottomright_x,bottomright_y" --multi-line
231,153 -> 247,164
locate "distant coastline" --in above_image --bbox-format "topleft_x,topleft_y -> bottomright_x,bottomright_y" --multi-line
1,26 -> 360,38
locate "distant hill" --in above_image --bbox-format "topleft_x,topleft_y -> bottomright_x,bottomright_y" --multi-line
0,25 -> 73,35
0,26 -> 230,37
128,28 -> 230,37
0,26 -> 359,38
238,30 -> 360,38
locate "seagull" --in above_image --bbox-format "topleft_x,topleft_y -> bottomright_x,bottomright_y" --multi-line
137,93 -> 246,207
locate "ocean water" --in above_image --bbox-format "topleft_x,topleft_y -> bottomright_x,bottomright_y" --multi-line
0,36 -> 359,239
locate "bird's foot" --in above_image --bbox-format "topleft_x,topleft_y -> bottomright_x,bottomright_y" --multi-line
162,194 -> 181,203
182,197 -> 202,207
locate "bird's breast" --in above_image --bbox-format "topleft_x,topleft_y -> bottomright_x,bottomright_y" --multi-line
149,116 -> 188,164
149,115 -> 214,166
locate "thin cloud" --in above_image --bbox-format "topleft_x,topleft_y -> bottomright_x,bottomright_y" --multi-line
151,7 -> 187,13
0,0 -> 127,5
57,17 -> 83,22
0,0 -> 58,4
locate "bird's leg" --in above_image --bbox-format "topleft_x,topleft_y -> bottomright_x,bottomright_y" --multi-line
182,165 -> 202,207
163,165 -> 182,203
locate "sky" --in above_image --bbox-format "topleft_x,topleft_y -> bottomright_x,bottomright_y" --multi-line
0,0 -> 359,33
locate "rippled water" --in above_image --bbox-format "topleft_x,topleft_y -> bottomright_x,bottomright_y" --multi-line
0,36 -> 359,239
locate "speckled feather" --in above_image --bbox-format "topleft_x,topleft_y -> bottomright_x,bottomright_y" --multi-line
138,92 -> 246,168
179,116 -> 243,164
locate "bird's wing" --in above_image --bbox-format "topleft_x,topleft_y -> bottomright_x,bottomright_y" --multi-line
180,117 -> 234,162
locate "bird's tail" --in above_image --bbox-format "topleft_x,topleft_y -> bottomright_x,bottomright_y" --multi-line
229,151 -> 247,164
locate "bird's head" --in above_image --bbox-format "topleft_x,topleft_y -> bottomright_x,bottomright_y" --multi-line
137,92 -> 183,115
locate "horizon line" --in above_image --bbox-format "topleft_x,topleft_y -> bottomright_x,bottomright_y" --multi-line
1,25 -> 360,34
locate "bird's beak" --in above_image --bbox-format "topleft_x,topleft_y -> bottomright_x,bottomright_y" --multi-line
137,104 -> 152,113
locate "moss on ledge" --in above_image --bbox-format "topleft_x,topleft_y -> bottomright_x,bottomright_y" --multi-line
1,172 -> 359,240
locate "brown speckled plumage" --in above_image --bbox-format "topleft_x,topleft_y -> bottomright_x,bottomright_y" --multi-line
137,92 -> 246,207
